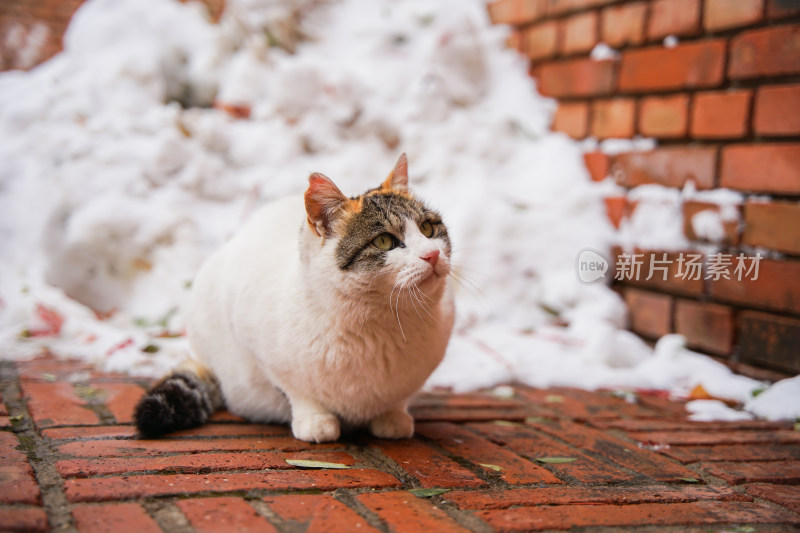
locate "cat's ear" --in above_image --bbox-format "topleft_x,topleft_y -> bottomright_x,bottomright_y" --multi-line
305,173 -> 347,237
380,153 -> 409,191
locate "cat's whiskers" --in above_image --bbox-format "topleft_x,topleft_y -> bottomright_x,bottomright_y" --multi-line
410,283 -> 439,325
389,280 -> 407,342
448,269 -> 490,309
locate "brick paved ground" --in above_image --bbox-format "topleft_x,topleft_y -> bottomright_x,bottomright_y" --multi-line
1,355 -> 799,532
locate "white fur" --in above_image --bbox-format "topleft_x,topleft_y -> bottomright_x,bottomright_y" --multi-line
186,195 -> 455,442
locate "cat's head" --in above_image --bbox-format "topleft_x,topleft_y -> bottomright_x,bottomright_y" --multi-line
303,154 -> 451,300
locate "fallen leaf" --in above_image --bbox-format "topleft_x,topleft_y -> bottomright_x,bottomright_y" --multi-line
536,457 -> 577,464
408,488 -> 451,498
479,463 -> 503,472
679,477 -> 700,483
492,420 -> 520,427
544,395 -> 564,403
688,384 -> 712,400
284,459 -> 349,469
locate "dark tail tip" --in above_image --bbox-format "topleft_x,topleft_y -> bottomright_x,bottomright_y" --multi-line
133,372 -> 216,438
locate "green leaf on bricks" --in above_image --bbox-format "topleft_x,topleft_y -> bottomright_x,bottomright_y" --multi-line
284,459 -> 349,469
408,488 -> 451,498
536,457 -> 577,464
479,463 -> 503,472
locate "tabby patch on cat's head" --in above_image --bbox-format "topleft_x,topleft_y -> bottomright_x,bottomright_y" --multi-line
303,154 -> 451,274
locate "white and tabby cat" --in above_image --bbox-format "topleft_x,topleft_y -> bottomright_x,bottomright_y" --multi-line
134,155 -> 455,442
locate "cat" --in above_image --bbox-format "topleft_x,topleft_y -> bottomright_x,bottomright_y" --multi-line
134,154 -> 455,442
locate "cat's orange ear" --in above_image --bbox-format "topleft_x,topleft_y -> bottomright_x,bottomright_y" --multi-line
305,173 -> 347,237
381,153 -> 409,191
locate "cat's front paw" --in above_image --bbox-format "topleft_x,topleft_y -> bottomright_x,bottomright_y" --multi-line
369,410 -> 414,439
292,413 -> 341,443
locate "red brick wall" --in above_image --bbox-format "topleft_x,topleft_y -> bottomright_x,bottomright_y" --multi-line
0,0 -> 86,70
489,0 -> 800,374
0,0 -> 225,71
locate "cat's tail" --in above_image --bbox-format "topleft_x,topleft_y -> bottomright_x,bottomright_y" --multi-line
133,360 -> 224,438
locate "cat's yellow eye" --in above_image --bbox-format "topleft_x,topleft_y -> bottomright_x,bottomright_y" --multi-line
372,233 -> 395,251
420,220 -> 434,238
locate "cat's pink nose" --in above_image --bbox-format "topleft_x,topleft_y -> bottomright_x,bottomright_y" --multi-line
420,250 -> 439,267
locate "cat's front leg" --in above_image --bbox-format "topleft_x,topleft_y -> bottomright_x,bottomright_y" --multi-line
288,395 -> 340,443
369,405 -> 414,439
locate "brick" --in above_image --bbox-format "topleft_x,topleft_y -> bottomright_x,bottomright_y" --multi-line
469,421 -> 637,483
617,249 -> 705,297
612,147 -> 717,189
505,30 -> 524,52
522,21 -> 558,61
674,300 -> 734,356
375,439 -> 485,488
624,287 -> 672,339
604,196 -> 627,228
661,444 -> 800,464
591,98 -> 635,139
170,423 -> 290,438
744,483 -> 800,514
446,485 -> 749,510
57,451 -> 356,478
72,503 -> 161,533
742,200 -> 800,254
583,151 -> 610,182
42,426 -> 137,440
413,391 -> 529,410
768,0 -> 800,18
177,497 -> 276,533
21,381 -> 99,427
526,418 -> 698,482
65,469 -> 401,502
0,432 -> 41,505
739,310 -> 800,373
264,494 -> 378,532
487,0 -> 547,25
552,101 -> 588,139
58,436 -> 340,457
683,200 -> 740,245
359,491 -> 470,532
475,501 -> 800,531
410,406 -> 537,422
639,94 -> 689,137
560,11 -> 597,55
628,429 -> 800,446
545,0 -> 617,16
691,90 -> 752,139
416,422 -> 562,484
619,40 -> 726,92
594,419 -> 791,432
700,461 -> 800,484
704,0 -> 764,31
0,508 -> 48,533
515,387 -> 666,420
16,356 -> 89,381
92,383 -> 143,424
648,0 -> 702,39
601,2 -> 647,48
709,258 -> 800,315
755,84 -> 800,135
730,24 -> 800,78
722,144 -> 800,194
534,58 -> 615,97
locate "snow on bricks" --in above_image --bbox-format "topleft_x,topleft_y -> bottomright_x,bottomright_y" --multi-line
2,355 -> 800,531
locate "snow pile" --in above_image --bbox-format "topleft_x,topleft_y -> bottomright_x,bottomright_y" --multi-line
0,0 -> 794,418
